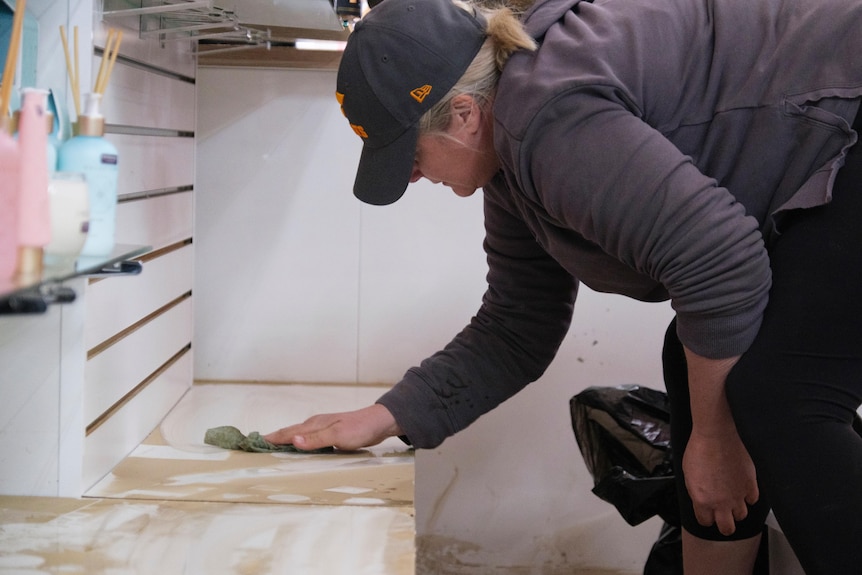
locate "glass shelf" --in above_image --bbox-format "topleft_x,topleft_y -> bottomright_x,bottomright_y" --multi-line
101,0 -> 274,55
0,244 -> 151,311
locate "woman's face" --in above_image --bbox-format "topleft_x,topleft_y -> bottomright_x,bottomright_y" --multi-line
410,95 -> 499,198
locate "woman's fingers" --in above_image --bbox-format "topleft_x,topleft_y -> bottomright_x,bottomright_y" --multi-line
263,414 -> 338,448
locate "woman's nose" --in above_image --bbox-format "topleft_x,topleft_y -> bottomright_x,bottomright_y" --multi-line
410,166 -> 423,183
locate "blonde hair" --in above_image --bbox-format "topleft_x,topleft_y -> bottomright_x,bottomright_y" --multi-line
417,1 -> 537,134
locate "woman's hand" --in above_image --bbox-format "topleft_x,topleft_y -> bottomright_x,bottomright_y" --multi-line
263,403 -> 403,452
684,424 -> 759,535
682,347 -> 759,536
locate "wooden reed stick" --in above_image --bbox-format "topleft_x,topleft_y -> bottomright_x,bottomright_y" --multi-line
59,26 -> 73,87
94,29 -> 115,95
73,25 -> 80,113
94,28 -> 123,96
59,25 -> 81,117
0,0 -> 28,118
100,30 -> 122,96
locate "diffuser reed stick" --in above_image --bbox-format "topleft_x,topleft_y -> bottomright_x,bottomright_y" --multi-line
60,25 -> 123,117
74,26 -> 80,107
94,29 -> 123,96
0,0 -> 28,119
102,30 -> 123,94
59,25 -> 81,117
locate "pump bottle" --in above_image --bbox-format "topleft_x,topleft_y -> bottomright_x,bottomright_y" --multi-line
57,93 -> 119,257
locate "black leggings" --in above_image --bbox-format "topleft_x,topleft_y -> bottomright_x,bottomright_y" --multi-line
663,138 -> 862,574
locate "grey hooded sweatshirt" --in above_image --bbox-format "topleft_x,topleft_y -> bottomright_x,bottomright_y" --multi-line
378,0 -> 862,449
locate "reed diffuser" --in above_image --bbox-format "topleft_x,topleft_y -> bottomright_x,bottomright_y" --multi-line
57,27 -> 123,258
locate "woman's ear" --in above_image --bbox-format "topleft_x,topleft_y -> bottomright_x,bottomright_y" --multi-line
450,94 -> 482,134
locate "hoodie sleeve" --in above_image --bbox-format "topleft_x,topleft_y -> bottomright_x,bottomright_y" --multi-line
377,185 -> 578,448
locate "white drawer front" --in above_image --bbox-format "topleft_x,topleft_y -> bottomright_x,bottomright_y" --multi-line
107,133 -> 195,195
85,245 -> 194,350
115,191 -> 194,249
83,349 -> 192,491
85,297 -> 193,425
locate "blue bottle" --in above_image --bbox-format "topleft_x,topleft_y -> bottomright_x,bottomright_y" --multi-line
57,93 -> 118,257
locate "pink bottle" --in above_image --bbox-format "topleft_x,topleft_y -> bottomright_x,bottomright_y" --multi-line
16,88 -> 51,277
0,117 -> 20,281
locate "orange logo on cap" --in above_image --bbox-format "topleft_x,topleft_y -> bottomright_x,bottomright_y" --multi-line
336,90 -> 367,138
335,91 -> 347,117
410,85 -> 432,103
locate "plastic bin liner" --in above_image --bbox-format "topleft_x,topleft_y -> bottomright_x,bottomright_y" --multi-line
570,385 -> 776,575
570,384 -> 678,527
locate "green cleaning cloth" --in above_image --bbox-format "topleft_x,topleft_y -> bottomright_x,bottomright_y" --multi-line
203,425 -> 334,453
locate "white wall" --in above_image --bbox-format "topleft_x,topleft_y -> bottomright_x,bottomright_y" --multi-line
195,66 -> 676,573
194,67 -> 488,383
415,289 -> 675,573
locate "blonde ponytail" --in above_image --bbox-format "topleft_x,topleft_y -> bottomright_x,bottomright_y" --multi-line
481,3 -> 538,70
418,0 -> 536,134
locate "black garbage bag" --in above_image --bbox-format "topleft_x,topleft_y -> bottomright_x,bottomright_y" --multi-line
571,385 -> 682,575
571,384 -> 775,575
570,384 -> 678,527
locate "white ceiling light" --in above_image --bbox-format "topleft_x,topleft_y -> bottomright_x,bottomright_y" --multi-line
294,39 -> 348,51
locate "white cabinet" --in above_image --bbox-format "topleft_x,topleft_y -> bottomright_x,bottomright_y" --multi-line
0,293 -> 75,496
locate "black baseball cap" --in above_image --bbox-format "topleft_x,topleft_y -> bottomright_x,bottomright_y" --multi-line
336,0 -> 487,205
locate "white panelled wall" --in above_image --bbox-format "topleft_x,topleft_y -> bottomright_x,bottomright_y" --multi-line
195,67 -> 676,574
82,22 -> 196,491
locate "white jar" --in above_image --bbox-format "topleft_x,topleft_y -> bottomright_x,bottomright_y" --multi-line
43,172 -> 89,268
